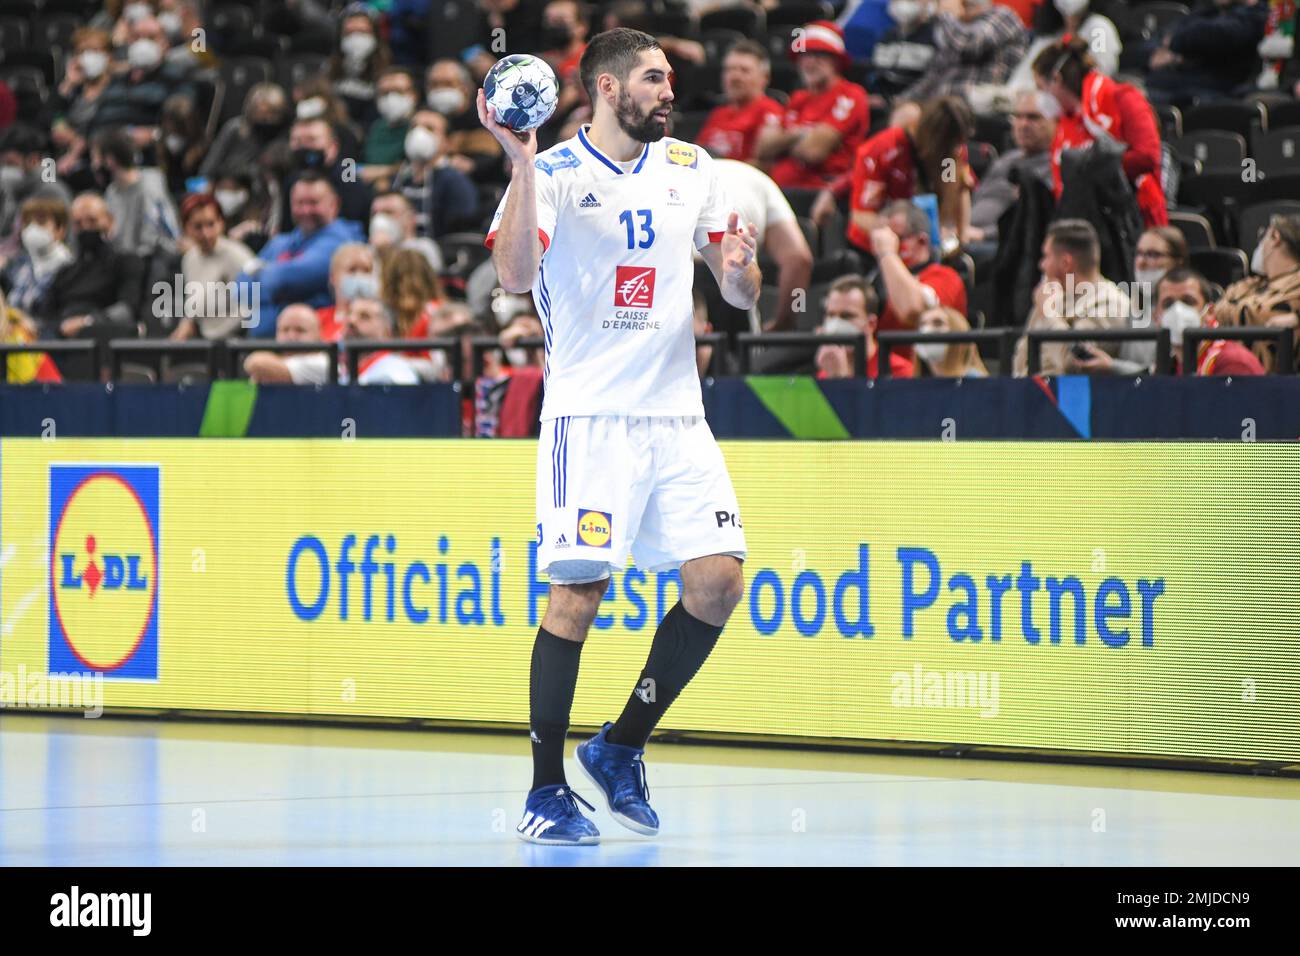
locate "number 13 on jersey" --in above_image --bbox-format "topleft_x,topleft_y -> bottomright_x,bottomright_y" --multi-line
619,209 -> 655,249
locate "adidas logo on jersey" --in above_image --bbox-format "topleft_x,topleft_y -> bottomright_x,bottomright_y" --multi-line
555,533 -> 570,549
578,192 -> 601,208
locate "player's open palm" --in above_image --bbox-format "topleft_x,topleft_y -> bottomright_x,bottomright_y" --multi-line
477,88 -> 537,165
722,212 -> 758,273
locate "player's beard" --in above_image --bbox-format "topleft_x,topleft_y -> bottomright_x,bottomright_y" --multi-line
615,89 -> 668,143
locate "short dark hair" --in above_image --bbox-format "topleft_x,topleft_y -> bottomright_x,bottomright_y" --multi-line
881,199 -> 931,242
292,169 -> 339,199
827,274 -> 880,315
92,127 -> 137,169
1046,218 -> 1100,273
726,39 -> 770,66
579,27 -> 661,105
1157,267 -> 1215,305
0,123 -> 47,158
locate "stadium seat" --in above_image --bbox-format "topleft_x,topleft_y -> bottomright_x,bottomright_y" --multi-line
700,28 -> 746,65
766,24 -> 799,60
1250,125 -> 1300,178
1115,2 -> 1191,43
812,248 -> 863,282
819,207 -> 846,257
438,233 -> 493,286
973,114 -> 1011,155
275,53 -> 329,95
33,14 -> 81,53
1238,200 -> 1300,252
0,17 -> 29,53
163,363 -> 211,385
966,141 -> 999,180
796,216 -> 819,258
1189,247 -> 1248,288
1168,209 -> 1216,249
782,188 -> 822,219
648,7 -> 697,39
1170,131 -> 1246,169
1154,103 -> 1183,141
1174,167 -> 1300,248
216,57 -> 274,126
1,0 -> 38,17
1183,102 -> 1267,138
670,59 -> 723,111
40,0 -> 99,13
766,1 -> 836,28
668,110 -> 709,145
1263,99 -> 1300,130
209,4 -> 258,57
769,59 -> 801,95
700,6 -> 765,35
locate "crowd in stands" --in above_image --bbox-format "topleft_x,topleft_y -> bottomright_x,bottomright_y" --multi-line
2,0 -> 1300,425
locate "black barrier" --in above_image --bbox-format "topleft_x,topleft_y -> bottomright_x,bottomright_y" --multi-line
1025,328 -> 1171,376
1182,326 -> 1294,375
736,332 -> 867,377
0,340 -> 99,382
877,329 -> 1018,378
223,340 -> 342,383
343,337 -> 463,384
468,335 -> 546,381
109,338 -> 223,382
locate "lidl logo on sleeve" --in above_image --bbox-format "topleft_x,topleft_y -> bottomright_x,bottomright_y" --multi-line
49,466 -> 160,680
576,510 -> 612,548
666,143 -> 698,168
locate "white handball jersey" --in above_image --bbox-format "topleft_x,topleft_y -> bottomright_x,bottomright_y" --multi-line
486,126 -> 732,421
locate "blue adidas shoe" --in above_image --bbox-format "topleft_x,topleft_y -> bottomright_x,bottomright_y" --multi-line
576,722 -> 660,836
516,784 -> 600,846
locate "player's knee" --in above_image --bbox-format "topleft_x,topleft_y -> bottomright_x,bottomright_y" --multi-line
686,564 -> 744,623
547,578 -> 608,631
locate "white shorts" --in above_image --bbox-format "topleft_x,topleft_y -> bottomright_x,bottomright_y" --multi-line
536,415 -> 746,584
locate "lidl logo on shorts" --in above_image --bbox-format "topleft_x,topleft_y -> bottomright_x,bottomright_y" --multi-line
666,143 -> 698,168
49,465 -> 160,680
577,510 -> 612,548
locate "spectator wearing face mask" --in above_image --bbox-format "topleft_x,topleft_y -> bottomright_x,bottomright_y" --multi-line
870,1 -> 940,99
540,0 -> 592,122
292,77 -> 365,162
915,305 -> 988,376
1213,214 -> 1300,372
0,126 -> 73,255
211,172 -> 265,249
319,242 -> 382,342
88,15 -> 196,144
283,118 -> 375,226
815,275 -> 916,379
365,68 -> 420,171
200,85 -> 291,183
157,94 -> 207,198
389,110 -> 479,239
36,193 -> 144,368
53,28 -> 116,139
91,126 -> 180,258
1,198 -> 75,318
424,59 -> 503,181
369,190 -> 444,272
1160,269 -> 1263,376
235,172 -> 365,337
170,193 -> 255,341
329,5 -> 393,127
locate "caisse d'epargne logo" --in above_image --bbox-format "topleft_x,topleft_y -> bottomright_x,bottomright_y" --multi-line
49,466 -> 160,680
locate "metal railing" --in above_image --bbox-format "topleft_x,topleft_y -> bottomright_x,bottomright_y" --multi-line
735,332 -> 867,377
1025,328 -> 1172,376
1182,327 -> 1293,374
877,330 -> 1017,378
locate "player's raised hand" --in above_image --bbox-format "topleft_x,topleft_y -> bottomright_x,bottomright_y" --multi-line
722,211 -> 758,272
477,88 -> 537,165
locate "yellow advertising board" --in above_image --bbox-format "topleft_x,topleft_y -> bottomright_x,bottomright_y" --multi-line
2,439 -> 1297,763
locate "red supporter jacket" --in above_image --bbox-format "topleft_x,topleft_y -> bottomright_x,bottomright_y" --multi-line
697,95 -> 785,163
769,77 -> 871,190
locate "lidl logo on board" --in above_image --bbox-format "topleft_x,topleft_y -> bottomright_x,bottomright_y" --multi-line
49,465 -> 160,680
577,509 -> 612,548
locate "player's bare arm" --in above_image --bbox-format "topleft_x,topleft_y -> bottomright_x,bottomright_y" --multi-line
702,212 -> 761,310
478,88 -> 545,292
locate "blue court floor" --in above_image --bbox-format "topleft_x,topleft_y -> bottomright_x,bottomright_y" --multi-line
1,715 -> 1296,866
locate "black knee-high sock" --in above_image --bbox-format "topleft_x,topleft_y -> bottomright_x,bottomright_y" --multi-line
529,627 -> 584,791
606,601 -> 723,749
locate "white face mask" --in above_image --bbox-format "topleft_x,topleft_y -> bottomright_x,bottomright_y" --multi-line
158,11 -> 182,38
80,50 -> 109,79
1251,236 -> 1270,275
165,134 -> 186,154
378,92 -> 415,123
123,2 -> 153,23
215,189 -> 248,217
296,97 -> 327,121
0,165 -> 24,189
21,223 -> 54,255
127,38 -> 162,71
889,1 -> 922,25
916,341 -> 948,364
340,32 -> 377,61
1054,0 -> 1089,17
426,87 -> 466,115
405,126 -> 440,163
1134,267 -> 1165,287
1161,301 -> 1203,346
369,212 -> 403,245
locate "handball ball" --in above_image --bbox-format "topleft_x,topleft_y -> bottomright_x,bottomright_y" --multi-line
483,54 -> 559,132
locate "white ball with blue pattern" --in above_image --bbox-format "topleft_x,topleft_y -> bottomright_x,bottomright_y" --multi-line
483,55 -> 559,132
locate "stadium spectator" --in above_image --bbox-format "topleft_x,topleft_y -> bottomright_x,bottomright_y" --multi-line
1213,214 -> 1300,372
754,21 -> 871,191
88,15 -> 196,140
364,68 -> 421,171
916,305 -> 989,376
382,246 -> 446,337
498,311 -> 547,371
242,303 -> 324,383
37,193 -> 144,357
1,198 -> 74,318
1144,0 -> 1269,109
235,172 -> 365,337
710,159 -> 812,334
157,94 -> 207,198
337,296 -> 421,384
1014,218 -> 1130,375
52,28 -> 115,139
92,126 -> 180,257
835,96 -> 975,256
369,191 -> 445,272
870,3 -> 940,99
329,3 -> 393,125
171,194 -> 256,341
1159,268 -> 1264,376
388,0 -> 434,66
284,118 -> 375,226
0,126 -> 73,253
966,89 -> 1057,248
872,199 -> 969,359
200,84 -> 292,182
318,242 -> 381,342
389,110 -> 479,238
293,76 -> 365,161
541,0 -> 592,120
899,0 -> 1028,110
1033,36 -> 1168,228
1005,0 -> 1121,91
0,287 -> 61,384
696,41 -> 785,163
815,275 -> 916,379
425,59 -> 504,181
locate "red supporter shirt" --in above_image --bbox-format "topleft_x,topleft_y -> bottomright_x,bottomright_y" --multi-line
1192,338 -> 1265,376
697,95 -> 785,162
877,262 -> 967,359
870,347 -> 915,379
768,77 -> 871,190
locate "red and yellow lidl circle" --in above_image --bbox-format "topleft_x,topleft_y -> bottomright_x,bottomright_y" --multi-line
49,466 -> 160,678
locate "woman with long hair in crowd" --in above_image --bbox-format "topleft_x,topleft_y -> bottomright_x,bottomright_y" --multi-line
915,306 -> 989,377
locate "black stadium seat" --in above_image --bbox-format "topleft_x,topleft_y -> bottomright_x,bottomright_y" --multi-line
1251,126 -> 1300,178
0,17 -> 29,53
1264,100 -> 1300,130
1168,210 -> 1216,249
1154,103 -> 1183,140
1190,247 -> 1248,288
1182,102 -> 1267,139
700,6 -> 765,35
1170,131 -> 1246,169
766,1 -> 835,28
216,57 -> 274,126
34,14 -> 81,53
700,28 -> 746,65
